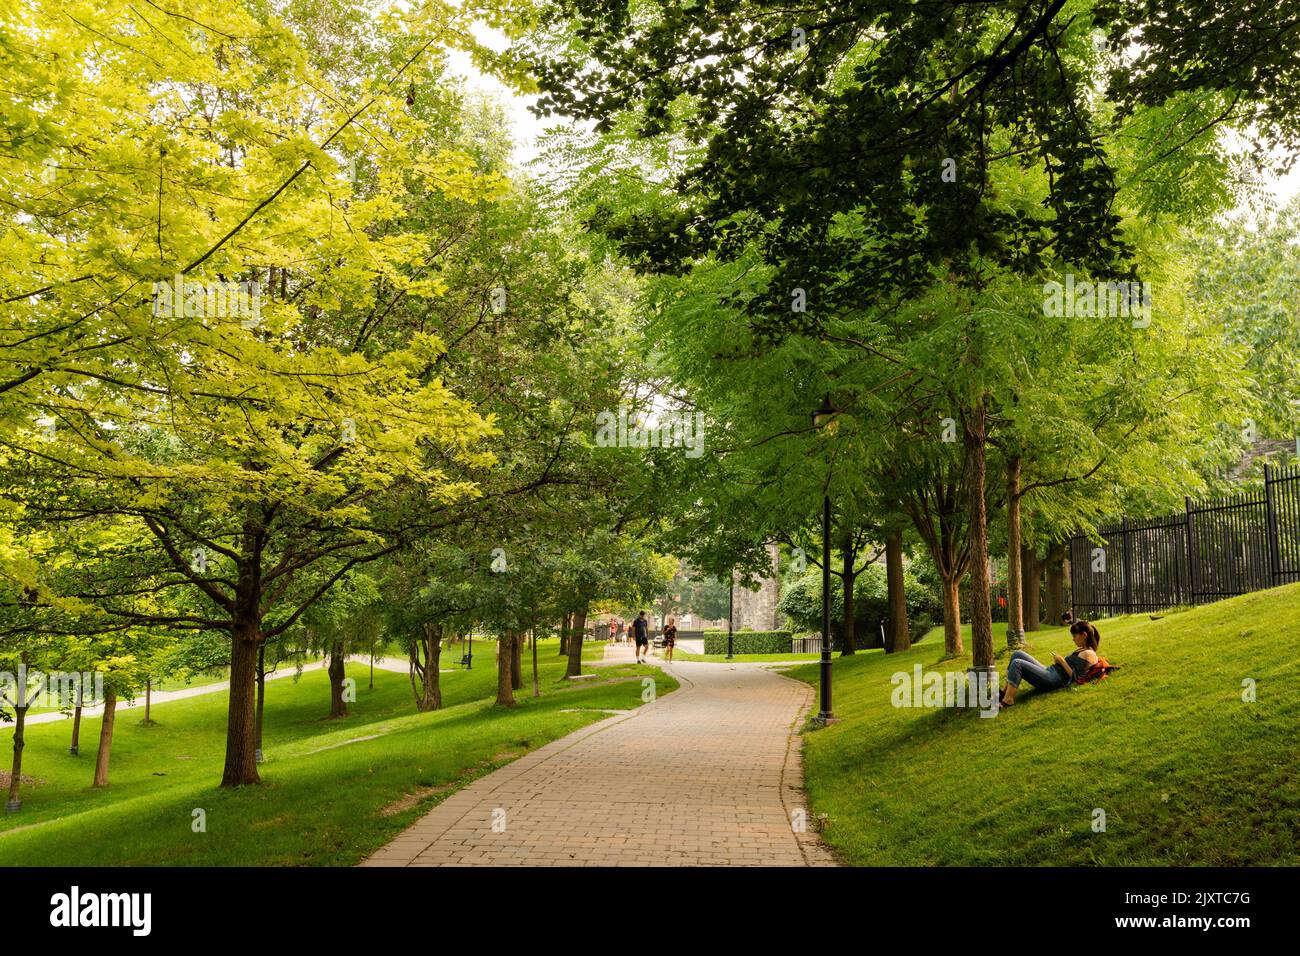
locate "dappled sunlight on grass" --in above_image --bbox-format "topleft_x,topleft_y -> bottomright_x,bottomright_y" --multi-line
785,585 -> 1300,865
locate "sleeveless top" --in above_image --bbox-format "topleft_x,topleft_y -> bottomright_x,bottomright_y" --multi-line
1061,650 -> 1091,682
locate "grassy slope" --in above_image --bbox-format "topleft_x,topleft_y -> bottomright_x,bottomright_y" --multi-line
23,658 -> 325,716
784,584 -> 1300,866
0,640 -> 671,866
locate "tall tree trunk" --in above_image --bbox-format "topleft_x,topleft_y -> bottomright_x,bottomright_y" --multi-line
558,612 -> 571,655
422,622 -> 443,710
511,629 -> 523,690
255,643 -> 266,762
565,604 -> 590,678
328,638 -> 348,718
431,624 -> 445,706
885,528 -> 910,653
531,626 -> 540,697
1005,456 -> 1025,649
905,478 -> 971,660
941,573 -> 964,656
142,679 -> 154,725
964,403 -> 995,672
409,622 -> 444,711
92,688 -> 117,788
1045,554 -> 1066,625
6,703 -> 27,810
496,632 -> 516,707
839,536 -> 857,655
222,620 -> 262,787
69,682 -> 83,756
409,636 -> 421,703
1022,543 -> 1042,632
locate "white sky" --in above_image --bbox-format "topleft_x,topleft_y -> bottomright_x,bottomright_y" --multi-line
444,28 -> 550,169
1274,165 -> 1300,205
1270,166 -> 1300,209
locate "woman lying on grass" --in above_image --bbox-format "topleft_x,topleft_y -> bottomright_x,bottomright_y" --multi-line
997,620 -> 1101,707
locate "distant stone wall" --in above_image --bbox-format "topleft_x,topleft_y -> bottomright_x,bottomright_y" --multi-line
731,543 -> 782,631
1234,437 -> 1296,476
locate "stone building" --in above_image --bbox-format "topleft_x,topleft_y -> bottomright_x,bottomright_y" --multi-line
730,543 -> 782,631
1230,437 -> 1297,478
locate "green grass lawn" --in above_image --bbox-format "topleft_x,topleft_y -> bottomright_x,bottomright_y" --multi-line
916,620 -> 1071,649
23,657 -> 328,716
785,585 -> 1300,866
150,656 -> 327,693
0,639 -> 672,866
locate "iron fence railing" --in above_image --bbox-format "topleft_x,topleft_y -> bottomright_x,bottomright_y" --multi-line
1069,463 -> 1300,618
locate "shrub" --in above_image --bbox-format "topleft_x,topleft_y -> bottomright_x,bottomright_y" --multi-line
777,563 -> 940,647
702,630 -> 793,655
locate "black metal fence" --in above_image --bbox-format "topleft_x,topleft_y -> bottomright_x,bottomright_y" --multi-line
1069,463 -> 1300,618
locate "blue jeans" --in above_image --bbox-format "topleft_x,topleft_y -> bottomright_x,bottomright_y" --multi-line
1005,650 -> 1067,692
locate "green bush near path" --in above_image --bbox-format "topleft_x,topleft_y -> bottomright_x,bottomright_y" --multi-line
702,630 -> 793,654
0,639 -> 673,866
785,584 -> 1300,866
669,650 -> 824,663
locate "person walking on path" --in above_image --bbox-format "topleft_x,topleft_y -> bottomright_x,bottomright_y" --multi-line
633,611 -> 650,663
662,618 -> 678,663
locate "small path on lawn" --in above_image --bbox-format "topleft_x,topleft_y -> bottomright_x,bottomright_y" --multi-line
362,643 -> 835,867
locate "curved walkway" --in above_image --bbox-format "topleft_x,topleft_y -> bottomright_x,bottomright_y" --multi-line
361,645 -> 836,867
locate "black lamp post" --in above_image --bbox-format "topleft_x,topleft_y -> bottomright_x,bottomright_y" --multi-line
726,575 -> 734,660
812,395 -> 838,724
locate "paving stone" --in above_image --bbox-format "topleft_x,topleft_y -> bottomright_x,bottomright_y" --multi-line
359,644 -> 836,868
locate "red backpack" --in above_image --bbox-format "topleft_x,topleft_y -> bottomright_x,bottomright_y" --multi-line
1076,657 -> 1118,684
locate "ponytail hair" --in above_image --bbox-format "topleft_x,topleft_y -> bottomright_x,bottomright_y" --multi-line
1070,619 -> 1100,651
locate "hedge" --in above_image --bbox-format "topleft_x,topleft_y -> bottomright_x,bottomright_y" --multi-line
702,629 -> 793,655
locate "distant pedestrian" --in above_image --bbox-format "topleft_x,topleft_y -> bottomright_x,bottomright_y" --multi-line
633,611 -> 649,663
662,618 -> 678,663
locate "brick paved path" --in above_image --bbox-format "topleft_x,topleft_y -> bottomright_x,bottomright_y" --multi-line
361,647 -> 835,867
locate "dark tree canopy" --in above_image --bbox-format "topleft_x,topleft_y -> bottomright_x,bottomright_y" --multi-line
526,0 -> 1300,336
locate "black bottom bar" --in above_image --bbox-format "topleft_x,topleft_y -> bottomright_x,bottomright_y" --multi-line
5,866 -> 1290,939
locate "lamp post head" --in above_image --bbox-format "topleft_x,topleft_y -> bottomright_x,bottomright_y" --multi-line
812,394 -> 839,430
